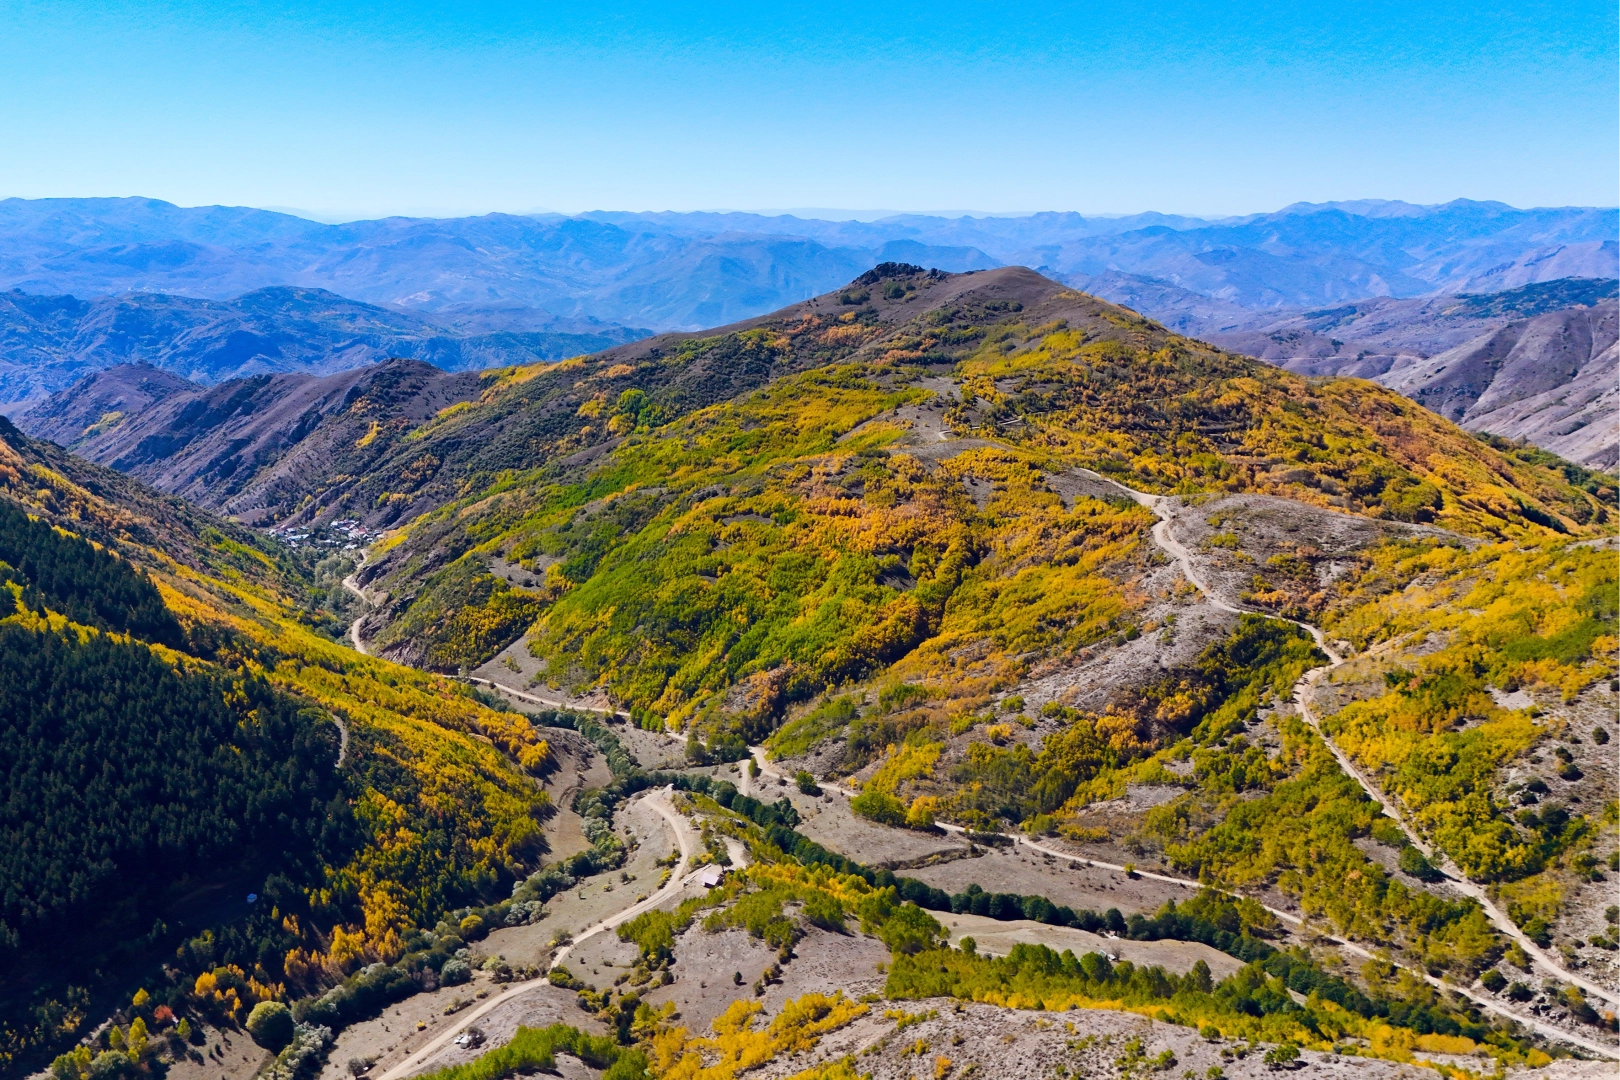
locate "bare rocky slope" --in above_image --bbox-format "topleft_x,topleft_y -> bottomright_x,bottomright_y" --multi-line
16,358 -> 482,524
1088,276 -> 1619,468
1379,300 -> 1618,470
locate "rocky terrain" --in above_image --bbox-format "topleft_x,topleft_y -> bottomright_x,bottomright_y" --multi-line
1095,277 -> 1620,468
16,358 -> 483,524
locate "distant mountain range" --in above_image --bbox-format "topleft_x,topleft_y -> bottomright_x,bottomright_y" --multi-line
0,284 -> 646,405
16,358 -> 480,523
2,196 -> 1614,469
0,197 -> 1612,334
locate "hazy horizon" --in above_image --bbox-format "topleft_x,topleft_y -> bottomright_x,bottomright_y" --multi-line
6,194 -> 1617,229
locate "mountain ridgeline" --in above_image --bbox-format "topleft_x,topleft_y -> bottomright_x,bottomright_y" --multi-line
319,265 -> 1612,701
1162,277 -> 1619,470
18,359 -> 483,524
0,196 -> 1612,333
0,284 -> 647,403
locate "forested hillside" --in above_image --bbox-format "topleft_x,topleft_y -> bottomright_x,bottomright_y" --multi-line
331,265 -> 1617,1059
0,420 -> 556,1077
351,266 -> 1607,698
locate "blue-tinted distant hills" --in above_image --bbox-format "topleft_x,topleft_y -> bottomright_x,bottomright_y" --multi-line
0,196 -> 1613,422
0,197 -> 1611,338
0,284 -> 647,404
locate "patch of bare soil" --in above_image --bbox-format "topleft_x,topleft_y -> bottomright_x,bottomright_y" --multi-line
162,1024 -> 272,1080
612,724 -> 689,771
468,639 -> 618,714
531,731 -> 618,864
641,925 -> 891,1036
1023,549 -> 1233,712
902,844 -> 1199,918
1165,492 -> 1460,616
405,982 -> 599,1074
485,555 -> 553,589
749,1000 -> 1428,1080
932,911 -> 1243,980
881,381 -> 995,465
486,796 -> 679,971
1531,1062 -> 1620,1079
1042,469 -> 1139,510
316,969 -> 581,1080
790,787 -> 971,869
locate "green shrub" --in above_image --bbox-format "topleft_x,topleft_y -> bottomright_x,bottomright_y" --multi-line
1479,969 -> 1506,993
1262,1042 -> 1299,1068
617,909 -> 680,965
408,1023 -> 645,1080
1396,846 -> 1441,882
1369,819 -> 1406,848
246,1001 -> 295,1051
850,790 -> 906,826
803,892 -> 846,933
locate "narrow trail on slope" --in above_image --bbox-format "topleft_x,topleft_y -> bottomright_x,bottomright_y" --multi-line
744,741 -> 1617,1055
1078,469 -> 1620,1012
463,675 -> 630,719
344,507 -> 1611,1056
548,787 -> 700,971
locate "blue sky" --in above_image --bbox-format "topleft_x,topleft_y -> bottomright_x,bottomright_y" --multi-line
1,1 -> 1614,218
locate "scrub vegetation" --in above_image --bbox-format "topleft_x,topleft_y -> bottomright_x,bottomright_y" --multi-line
3,266 -> 1615,1078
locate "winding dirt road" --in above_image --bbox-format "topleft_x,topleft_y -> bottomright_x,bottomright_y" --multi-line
748,732 -> 1618,1055
548,786 -> 699,972
1082,470 -> 1619,1015
346,490 -> 1614,1057
341,568 -> 376,656
376,787 -> 698,1080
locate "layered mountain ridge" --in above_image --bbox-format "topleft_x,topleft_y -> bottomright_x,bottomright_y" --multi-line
1105,277 -> 1620,468
0,197 -> 1611,334
0,284 -> 646,405
17,358 -> 482,524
